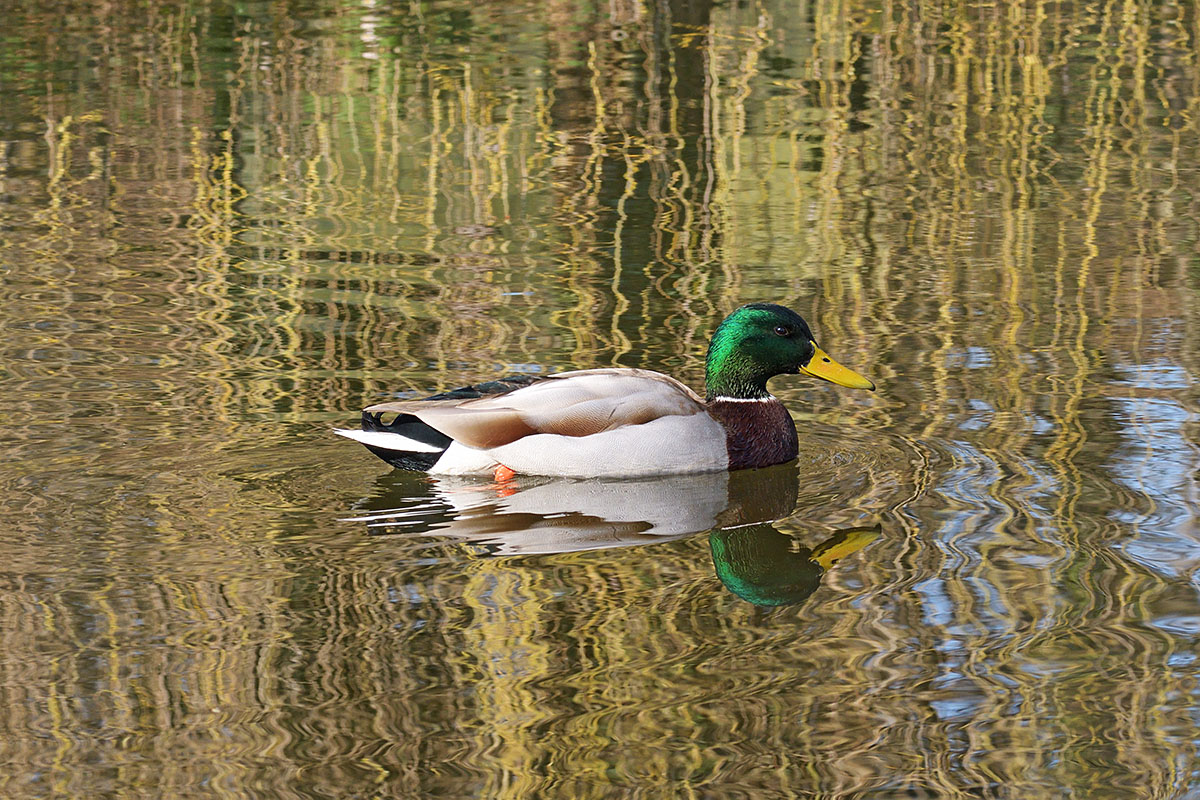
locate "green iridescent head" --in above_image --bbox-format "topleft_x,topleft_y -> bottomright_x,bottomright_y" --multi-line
704,303 -> 875,400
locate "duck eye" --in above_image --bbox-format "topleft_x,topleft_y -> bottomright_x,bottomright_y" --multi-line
773,325 -> 791,337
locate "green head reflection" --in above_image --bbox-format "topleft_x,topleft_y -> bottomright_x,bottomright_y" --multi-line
709,524 -> 880,607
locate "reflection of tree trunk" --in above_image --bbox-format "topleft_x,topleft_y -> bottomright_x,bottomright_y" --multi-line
545,0 -> 714,178
664,0 -> 718,278
664,0 -> 713,154
545,2 -> 596,150
542,0 -> 718,365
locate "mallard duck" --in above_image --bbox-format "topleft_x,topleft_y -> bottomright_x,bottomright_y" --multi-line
336,303 -> 875,478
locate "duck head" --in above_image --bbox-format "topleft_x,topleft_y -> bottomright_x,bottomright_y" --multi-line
704,303 -> 876,400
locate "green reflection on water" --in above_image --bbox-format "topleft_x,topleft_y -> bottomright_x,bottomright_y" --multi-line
1,0 -> 1199,797
711,524 -> 880,607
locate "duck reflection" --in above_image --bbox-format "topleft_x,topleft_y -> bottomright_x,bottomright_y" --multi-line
710,524 -> 879,607
348,463 -> 878,606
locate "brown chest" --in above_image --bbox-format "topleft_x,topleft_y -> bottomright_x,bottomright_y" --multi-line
707,398 -> 799,470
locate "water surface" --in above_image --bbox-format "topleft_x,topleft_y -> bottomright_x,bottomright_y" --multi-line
2,0 -> 1200,797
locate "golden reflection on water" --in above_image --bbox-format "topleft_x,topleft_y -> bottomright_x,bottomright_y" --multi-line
2,0 -> 1200,797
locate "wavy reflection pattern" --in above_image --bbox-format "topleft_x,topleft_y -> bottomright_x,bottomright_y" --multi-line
0,0 -> 1198,797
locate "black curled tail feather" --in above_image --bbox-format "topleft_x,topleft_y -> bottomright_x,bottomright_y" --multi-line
359,410 -> 450,471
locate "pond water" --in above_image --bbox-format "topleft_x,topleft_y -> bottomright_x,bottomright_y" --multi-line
2,0 -> 1200,797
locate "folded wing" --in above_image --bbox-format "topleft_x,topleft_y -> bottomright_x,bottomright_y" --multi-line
364,369 -> 707,449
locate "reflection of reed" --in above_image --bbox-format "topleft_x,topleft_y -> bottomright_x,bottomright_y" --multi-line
1,0 -> 1199,796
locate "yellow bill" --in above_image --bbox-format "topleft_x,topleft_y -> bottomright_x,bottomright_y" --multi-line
799,344 -> 876,391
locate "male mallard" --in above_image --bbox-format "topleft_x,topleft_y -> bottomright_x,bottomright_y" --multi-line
336,303 -> 874,478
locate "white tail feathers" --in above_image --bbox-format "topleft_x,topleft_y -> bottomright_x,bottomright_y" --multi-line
333,429 -> 443,453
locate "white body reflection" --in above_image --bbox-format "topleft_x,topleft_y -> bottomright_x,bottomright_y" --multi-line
347,464 -> 801,555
